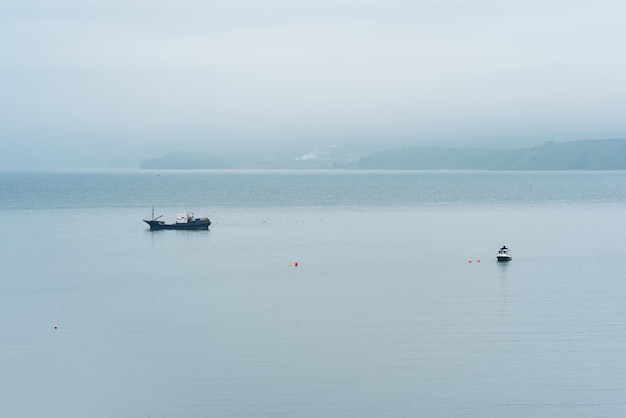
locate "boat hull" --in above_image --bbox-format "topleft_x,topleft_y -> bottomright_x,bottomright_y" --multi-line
144,219 -> 211,230
496,256 -> 512,262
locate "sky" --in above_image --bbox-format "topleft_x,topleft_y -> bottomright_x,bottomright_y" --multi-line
1,0 -> 626,168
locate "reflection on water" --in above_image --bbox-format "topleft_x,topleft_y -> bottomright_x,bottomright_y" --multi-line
497,261 -> 510,317
497,259 -> 511,278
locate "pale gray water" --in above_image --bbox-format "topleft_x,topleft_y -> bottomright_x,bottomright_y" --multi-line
1,170 -> 626,417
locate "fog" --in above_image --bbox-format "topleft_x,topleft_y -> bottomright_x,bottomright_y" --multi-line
1,0 -> 625,168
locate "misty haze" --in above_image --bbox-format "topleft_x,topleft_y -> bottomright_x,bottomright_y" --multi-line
3,2 -> 626,418
1,0 -> 625,169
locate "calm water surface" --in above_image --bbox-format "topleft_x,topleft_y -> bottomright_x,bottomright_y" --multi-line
1,170 -> 626,417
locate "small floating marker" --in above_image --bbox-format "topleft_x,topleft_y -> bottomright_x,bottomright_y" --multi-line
53,325 -> 58,330
294,261 -> 299,267
477,259 -> 481,263
468,259 -> 472,263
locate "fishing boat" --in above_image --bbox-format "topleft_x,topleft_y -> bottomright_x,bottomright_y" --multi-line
144,207 -> 211,230
496,244 -> 512,262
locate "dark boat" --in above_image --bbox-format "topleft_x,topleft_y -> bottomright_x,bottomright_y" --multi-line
144,207 -> 211,230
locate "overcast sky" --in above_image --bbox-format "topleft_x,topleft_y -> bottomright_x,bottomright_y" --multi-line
1,0 -> 625,168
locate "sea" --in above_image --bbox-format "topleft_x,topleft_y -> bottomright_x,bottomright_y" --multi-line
1,169 -> 626,418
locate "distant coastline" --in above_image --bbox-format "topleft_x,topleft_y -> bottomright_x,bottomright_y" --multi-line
139,151 -> 239,170
140,138 -> 626,170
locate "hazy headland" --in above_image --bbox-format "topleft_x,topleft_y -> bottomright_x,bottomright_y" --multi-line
140,138 -> 626,170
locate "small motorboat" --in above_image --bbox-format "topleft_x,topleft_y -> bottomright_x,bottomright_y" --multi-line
497,244 -> 512,262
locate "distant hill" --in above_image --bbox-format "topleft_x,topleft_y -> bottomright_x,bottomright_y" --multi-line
358,139 -> 626,170
140,148 -> 361,169
140,151 -> 238,169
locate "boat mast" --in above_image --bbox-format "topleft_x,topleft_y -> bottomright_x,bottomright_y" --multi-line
152,205 -> 155,221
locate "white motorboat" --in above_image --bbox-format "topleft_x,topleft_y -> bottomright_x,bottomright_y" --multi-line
497,244 -> 512,262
